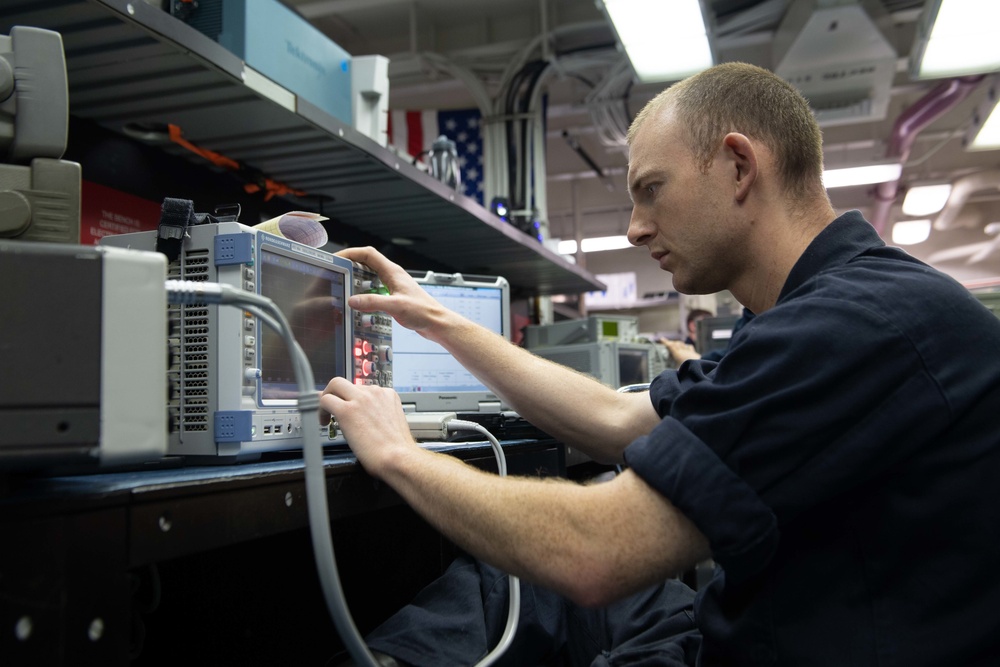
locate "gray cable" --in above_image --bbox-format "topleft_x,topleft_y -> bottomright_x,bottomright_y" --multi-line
446,419 -> 520,667
164,281 -> 522,667
165,280 -> 382,667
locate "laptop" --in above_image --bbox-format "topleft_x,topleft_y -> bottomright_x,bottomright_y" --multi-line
391,270 -> 550,441
393,271 -> 511,413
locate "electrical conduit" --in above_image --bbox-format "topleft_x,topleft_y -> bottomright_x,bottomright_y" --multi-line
869,76 -> 984,236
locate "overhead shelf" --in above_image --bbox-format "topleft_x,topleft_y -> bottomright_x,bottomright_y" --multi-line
0,0 -> 604,296
587,295 -> 680,311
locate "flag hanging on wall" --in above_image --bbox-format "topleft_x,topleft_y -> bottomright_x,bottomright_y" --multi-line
388,108 -> 484,206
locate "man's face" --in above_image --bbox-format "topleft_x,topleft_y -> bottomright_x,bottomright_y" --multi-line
626,109 -> 745,295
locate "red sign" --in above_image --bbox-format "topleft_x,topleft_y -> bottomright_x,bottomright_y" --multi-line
80,180 -> 160,245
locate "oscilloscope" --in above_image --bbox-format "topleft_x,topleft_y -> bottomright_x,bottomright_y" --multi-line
101,222 -> 391,461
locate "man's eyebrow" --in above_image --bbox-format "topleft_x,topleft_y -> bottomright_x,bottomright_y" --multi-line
626,177 -> 639,204
627,168 -> 643,192
628,170 -> 656,197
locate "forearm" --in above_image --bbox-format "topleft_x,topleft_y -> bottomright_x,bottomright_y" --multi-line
382,446 -> 710,607
318,370 -> 709,607
334,245 -> 659,461
431,316 -> 659,463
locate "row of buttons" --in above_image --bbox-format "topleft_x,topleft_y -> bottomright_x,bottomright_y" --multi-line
242,264 -> 257,390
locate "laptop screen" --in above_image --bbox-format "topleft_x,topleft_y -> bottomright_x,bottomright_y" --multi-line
391,271 -> 510,412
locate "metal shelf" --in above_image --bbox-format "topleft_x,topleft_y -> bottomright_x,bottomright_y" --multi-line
587,295 -> 680,311
0,0 -> 604,296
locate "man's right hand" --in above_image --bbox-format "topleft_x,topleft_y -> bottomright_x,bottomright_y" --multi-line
335,246 -> 449,339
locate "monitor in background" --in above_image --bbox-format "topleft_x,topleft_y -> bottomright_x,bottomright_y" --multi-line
524,314 -> 639,349
392,271 -> 511,413
617,345 -> 652,386
532,341 -> 669,390
696,314 -> 741,355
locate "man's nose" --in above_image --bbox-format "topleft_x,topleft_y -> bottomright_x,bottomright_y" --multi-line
627,207 -> 651,246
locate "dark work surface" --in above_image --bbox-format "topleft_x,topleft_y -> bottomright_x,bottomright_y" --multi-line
0,439 -> 565,666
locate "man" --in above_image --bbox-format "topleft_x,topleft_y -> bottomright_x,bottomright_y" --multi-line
684,309 -> 713,348
321,62 -> 1000,665
660,308 -> 710,366
661,308 -> 754,366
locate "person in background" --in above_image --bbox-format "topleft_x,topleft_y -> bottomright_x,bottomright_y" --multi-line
322,61 -> 1000,666
683,308 -> 712,348
660,307 -> 755,365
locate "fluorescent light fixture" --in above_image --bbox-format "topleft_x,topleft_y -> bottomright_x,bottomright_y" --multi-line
557,240 -> 577,254
967,82 -> 1000,151
557,235 -> 633,254
902,183 -> 953,216
911,0 -> 1000,79
892,219 -> 932,246
598,0 -> 714,83
822,163 -> 903,189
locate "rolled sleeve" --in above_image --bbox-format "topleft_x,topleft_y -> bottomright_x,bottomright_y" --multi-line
625,416 -> 779,585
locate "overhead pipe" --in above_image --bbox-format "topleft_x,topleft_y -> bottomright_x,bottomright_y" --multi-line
562,131 -> 614,190
869,75 -> 984,236
934,168 -> 1000,230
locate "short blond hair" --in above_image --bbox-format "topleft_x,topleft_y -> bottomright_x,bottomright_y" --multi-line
628,62 -> 825,199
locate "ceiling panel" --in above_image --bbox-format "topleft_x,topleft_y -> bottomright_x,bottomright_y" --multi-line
285,0 -> 1000,286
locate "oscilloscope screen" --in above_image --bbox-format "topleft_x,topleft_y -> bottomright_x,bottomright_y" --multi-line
258,248 -> 348,400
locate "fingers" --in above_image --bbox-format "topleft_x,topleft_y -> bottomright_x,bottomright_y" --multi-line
348,291 -> 392,314
662,339 -> 700,363
320,376 -> 353,404
336,246 -> 413,295
322,375 -> 354,393
335,246 -> 439,332
318,377 -> 410,447
319,375 -> 350,412
335,245 -> 379,265
336,246 -> 399,281
319,376 -> 400,415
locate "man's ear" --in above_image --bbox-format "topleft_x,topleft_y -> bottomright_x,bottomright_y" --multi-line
723,133 -> 757,202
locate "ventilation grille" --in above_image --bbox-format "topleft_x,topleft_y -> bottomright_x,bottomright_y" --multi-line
168,249 -> 211,433
773,3 -> 896,128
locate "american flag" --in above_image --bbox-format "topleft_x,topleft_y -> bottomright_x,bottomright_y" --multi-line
388,108 -> 484,206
